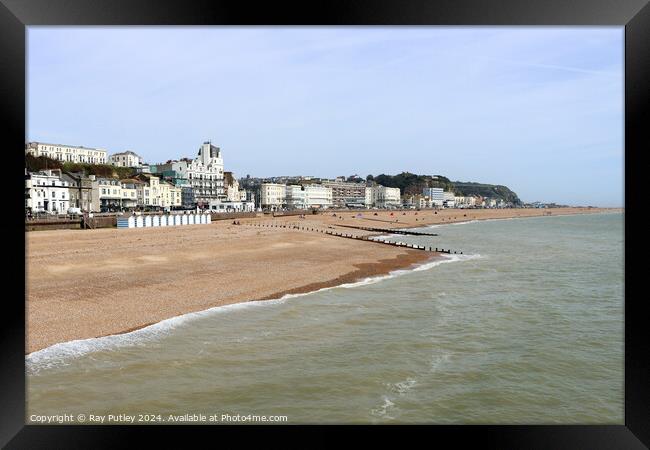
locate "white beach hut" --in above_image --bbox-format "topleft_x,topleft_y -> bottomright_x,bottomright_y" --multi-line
199,214 -> 207,224
206,214 -> 212,224
159,215 -> 168,227
144,215 -> 152,227
152,215 -> 160,227
181,214 -> 189,225
174,215 -> 182,226
188,214 -> 195,225
135,215 -> 144,227
117,215 -> 135,229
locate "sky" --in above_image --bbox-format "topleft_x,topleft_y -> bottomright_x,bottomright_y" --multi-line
27,27 -> 624,206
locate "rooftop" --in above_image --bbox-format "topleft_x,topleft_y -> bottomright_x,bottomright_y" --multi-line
27,141 -> 106,151
111,150 -> 141,157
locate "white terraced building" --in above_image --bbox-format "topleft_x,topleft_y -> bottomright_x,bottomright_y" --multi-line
26,142 -> 108,164
285,184 -> 333,209
454,196 -> 477,207
25,169 -> 70,213
260,183 -> 287,210
443,191 -> 456,207
110,151 -> 144,168
367,185 -> 401,208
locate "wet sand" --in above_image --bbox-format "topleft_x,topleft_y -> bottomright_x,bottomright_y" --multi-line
26,206 -> 617,354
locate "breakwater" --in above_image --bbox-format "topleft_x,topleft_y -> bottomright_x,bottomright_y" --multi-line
246,222 -> 461,254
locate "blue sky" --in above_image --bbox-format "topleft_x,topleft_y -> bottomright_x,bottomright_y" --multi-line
27,27 -> 623,206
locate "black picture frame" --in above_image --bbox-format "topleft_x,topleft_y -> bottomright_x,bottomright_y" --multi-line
2,0 -> 646,447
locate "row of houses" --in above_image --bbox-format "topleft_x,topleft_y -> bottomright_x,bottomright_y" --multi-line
254,179 -> 401,211
26,141 -> 511,213
26,142 -> 145,167
26,140 -> 256,213
25,169 -> 184,214
404,188 -> 509,209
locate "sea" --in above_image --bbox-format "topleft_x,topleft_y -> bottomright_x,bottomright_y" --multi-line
26,212 -> 624,424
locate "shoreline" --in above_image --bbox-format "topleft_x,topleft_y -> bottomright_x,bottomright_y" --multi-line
26,207 -> 616,355
26,225 -> 433,354
27,252 -> 441,358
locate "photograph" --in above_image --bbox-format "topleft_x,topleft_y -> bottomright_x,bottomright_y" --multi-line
21,25 -> 627,428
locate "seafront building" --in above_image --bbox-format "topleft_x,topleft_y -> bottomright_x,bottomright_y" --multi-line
97,178 -> 123,210
207,198 -> 255,212
322,178 -> 367,208
25,169 -> 71,214
159,180 -> 183,209
151,141 -> 225,208
423,187 -> 444,206
260,183 -> 287,210
285,184 -> 333,209
119,179 -> 140,209
367,185 -> 401,208
109,151 -> 144,168
443,191 -> 456,208
60,172 -> 100,212
454,196 -> 476,208
134,174 -> 161,208
26,142 -> 108,165
224,171 -> 248,202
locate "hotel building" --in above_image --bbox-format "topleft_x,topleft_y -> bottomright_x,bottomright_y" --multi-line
151,141 -> 224,208
285,184 -> 333,210
26,142 -> 108,164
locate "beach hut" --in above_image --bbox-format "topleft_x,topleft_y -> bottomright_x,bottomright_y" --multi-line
188,214 -> 195,225
174,215 -> 182,226
135,215 -> 144,227
181,214 -> 189,225
117,215 -> 135,229
152,215 -> 160,227
199,214 -> 207,224
144,215 -> 152,227
206,214 -> 212,224
159,215 -> 168,227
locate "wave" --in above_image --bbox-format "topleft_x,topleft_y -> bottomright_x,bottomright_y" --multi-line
370,396 -> 396,420
27,253 -> 479,372
26,299 -> 286,374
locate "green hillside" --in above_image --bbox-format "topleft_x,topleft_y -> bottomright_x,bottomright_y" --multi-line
26,154 -> 136,179
451,181 -> 521,205
369,172 -> 454,196
366,172 -> 521,204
